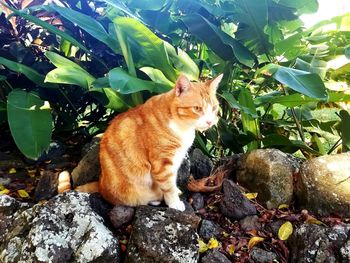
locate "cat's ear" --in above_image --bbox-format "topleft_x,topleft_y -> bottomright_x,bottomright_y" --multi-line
175,74 -> 191,96
209,74 -> 223,91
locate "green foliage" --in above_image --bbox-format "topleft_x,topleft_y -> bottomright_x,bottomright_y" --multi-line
7,90 -> 52,160
1,0 -> 350,159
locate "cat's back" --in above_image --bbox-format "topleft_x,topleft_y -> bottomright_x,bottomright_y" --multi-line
101,92 -> 172,145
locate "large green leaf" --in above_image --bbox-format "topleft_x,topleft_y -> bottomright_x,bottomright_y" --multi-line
113,17 -> 177,82
49,5 -> 120,53
238,87 -> 260,151
277,0 -> 318,14
7,90 -> 52,160
6,5 -> 90,54
234,0 -> 273,55
340,110 -> 350,151
256,92 -> 350,107
273,66 -> 328,99
108,68 -> 170,94
89,77 -> 130,111
0,57 -> 51,88
182,14 -> 256,68
164,42 -> 199,80
44,51 -> 95,89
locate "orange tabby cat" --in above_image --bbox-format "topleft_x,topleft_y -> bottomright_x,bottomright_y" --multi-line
59,74 -> 222,211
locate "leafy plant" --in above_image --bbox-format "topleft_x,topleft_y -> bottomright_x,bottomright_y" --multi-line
0,0 -> 349,160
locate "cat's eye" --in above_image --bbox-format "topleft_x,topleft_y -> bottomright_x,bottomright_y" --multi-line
193,106 -> 202,112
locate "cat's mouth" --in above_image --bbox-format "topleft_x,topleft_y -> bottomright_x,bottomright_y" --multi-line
196,124 -> 214,132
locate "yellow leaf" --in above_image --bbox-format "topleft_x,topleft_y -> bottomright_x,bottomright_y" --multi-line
0,189 -> 10,195
248,236 -> 264,250
9,168 -> 16,174
198,239 -> 208,253
17,189 -> 29,198
278,204 -> 289,210
226,244 -> 235,255
278,221 -> 293,241
222,231 -> 230,238
207,237 -> 220,249
0,184 -> 4,191
244,192 -> 258,200
305,215 -> 324,225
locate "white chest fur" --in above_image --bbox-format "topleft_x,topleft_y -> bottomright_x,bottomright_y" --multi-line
169,121 -> 195,174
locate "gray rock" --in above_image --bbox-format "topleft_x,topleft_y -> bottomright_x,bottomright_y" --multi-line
191,193 -> 205,211
340,239 -> 350,262
289,223 -> 350,263
295,153 -> 350,217
237,149 -> 295,209
109,205 -> 135,229
220,179 -> 257,220
250,247 -> 278,262
0,192 -> 120,263
177,154 -> 191,191
0,195 -> 31,241
34,171 -> 58,201
190,148 -> 213,179
126,205 -> 200,263
239,215 -> 261,231
37,141 -> 66,162
81,134 -> 103,157
201,249 -> 230,263
199,219 -> 224,241
72,143 -> 100,188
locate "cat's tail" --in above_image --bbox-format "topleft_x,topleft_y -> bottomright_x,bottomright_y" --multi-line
58,171 -> 99,193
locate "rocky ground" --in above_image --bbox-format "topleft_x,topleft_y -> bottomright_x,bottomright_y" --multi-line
0,133 -> 349,263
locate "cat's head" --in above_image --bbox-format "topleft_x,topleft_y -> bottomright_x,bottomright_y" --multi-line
172,74 -> 223,131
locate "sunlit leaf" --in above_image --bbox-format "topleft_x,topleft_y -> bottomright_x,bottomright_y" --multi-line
49,5 -> 119,53
108,68 -> 170,94
248,236 -> 264,250
207,237 -> 220,249
17,189 -> 29,198
8,168 -> 16,174
278,221 -> 293,241
278,204 -> 289,210
226,244 -> 235,255
244,192 -> 258,200
273,66 -> 328,99
45,51 -> 95,89
0,189 -> 10,195
198,239 -> 208,253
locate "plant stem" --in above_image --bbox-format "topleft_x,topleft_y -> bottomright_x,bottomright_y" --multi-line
282,86 -> 305,142
328,138 -> 342,154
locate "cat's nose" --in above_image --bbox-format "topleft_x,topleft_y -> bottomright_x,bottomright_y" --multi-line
206,121 -> 213,126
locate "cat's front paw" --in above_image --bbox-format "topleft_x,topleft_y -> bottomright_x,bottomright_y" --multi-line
168,200 -> 185,211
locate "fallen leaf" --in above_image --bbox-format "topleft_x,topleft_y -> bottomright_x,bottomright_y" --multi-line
0,184 -> 5,190
278,221 -> 293,240
17,189 -> 30,198
9,168 -> 16,174
0,189 -> 10,195
248,236 -> 264,250
278,204 -> 289,210
198,239 -> 208,253
226,244 -> 235,255
305,215 -> 324,225
244,192 -> 258,200
207,237 -> 220,249
222,231 -> 230,238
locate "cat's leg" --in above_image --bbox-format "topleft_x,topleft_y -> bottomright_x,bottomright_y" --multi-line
151,159 -> 185,211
